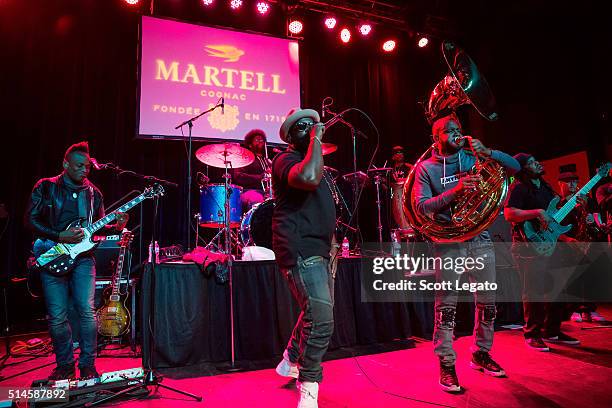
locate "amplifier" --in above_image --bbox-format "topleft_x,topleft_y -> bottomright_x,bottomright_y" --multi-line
92,235 -> 133,278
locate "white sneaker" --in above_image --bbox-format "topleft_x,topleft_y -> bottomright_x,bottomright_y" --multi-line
297,381 -> 318,408
275,350 -> 299,379
591,312 -> 607,322
571,312 -> 583,322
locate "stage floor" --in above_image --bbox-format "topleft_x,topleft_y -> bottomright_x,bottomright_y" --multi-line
2,310 -> 612,407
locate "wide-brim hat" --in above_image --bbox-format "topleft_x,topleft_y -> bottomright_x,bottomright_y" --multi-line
279,108 -> 320,143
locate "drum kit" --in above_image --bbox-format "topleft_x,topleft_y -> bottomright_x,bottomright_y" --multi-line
193,139 -> 417,257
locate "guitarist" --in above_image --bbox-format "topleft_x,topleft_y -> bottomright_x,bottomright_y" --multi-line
25,141 -> 128,381
504,153 -> 581,351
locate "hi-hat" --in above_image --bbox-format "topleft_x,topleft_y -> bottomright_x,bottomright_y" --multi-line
195,143 -> 255,169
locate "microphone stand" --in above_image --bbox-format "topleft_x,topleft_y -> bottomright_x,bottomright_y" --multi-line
175,102 -> 223,251
324,107 -> 367,250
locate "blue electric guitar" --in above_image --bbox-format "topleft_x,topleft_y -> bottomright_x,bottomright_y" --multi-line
32,185 -> 164,276
523,163 -> 612,256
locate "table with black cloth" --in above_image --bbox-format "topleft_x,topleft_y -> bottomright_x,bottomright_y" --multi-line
141,258 -> 521,369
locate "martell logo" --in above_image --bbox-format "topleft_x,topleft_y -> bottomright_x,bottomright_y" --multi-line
207,103 -> 239,132
205,45 -> 245,62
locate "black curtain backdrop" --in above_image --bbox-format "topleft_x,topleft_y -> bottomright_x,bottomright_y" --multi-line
1,0 -> 611,286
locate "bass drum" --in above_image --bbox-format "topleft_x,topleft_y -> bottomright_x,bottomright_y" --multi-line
240,199 -> 275,249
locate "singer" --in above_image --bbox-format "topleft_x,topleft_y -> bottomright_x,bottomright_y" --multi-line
25,141 -> 128,381
272,108 -> 337,408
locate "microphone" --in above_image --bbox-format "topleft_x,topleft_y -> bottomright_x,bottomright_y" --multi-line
90,158 -> 106,170
221,97 -> 224,114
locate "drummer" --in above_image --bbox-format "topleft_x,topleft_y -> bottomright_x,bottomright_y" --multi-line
231,129 -> 272,211
390,145 -> 412,183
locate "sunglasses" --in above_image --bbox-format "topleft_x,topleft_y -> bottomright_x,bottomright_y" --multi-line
292,120 -> 315,132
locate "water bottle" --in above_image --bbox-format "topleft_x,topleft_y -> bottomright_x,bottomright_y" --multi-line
391,230 -> 401,257
148,242 -> 153,263
154,241 -> 160,264
341,237 -> 350,258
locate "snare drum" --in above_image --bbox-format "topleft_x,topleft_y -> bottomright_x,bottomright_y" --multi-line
240,199 -> 275,249
199,183 -> 243,228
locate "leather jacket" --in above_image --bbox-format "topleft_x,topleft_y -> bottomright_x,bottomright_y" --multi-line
25,174 -> 105,241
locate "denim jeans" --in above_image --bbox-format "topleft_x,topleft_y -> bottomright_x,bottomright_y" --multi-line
281,256 -> 334,383
40,256 -> 97,368
433,234 -> 497,366
513,254 -> 563,339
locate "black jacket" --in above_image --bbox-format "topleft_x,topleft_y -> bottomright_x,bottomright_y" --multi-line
25,175 -> 105,241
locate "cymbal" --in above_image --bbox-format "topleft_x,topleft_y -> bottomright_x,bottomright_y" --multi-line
321,143 -> 337,156
367,167 -> 393,173
195,143 -> 255,169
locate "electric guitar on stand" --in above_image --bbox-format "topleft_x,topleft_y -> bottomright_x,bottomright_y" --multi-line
32,184 -> 164,275
523,163 -> 612,256
96,230 -> 133,337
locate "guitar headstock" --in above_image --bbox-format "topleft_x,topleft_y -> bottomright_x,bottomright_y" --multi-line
597,162 -> 612,178
144,184 -> 165,199
119,230 -> 134,247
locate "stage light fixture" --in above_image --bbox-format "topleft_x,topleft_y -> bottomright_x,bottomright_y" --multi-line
202,0 -> 214,6
340,28 -> 351,43
324,17 -> 337,29
358,24 -> 372,36
383,40 -> 396,52
288,19 -> 304,35
256,2 -> 270,15
418,36 -> 429,48
230,0 -> 243,10
125,0 -> 139,4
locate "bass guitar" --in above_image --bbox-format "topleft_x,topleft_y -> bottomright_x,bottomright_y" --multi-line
96,230 -> 133,337
32,184 -> 164,276
523,163 -> 612,256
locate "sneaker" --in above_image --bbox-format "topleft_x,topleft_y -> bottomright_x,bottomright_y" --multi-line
296,381 -> 318,408
79,366 -> 100,380
525,338 -> 550,352
48,364 -> 76,381
439,364 -> 461,393
581,312 -> 592,323
469,351 -> 506,377
571,312 -> 583,322
590,312 -> 607,322
275,350 -> 299,379
544,332 -> 580,346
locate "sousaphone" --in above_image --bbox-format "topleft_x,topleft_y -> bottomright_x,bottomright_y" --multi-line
402,41 -> 508,242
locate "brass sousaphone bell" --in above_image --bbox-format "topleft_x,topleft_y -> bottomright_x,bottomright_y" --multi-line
402,41 -> 509,242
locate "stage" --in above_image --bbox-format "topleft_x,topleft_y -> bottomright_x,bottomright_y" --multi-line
1,311 -> 612,407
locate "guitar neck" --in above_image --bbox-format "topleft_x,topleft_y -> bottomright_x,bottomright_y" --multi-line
553,173 -> 602,223
85,194 -> 146,235
111,246 -> 127,297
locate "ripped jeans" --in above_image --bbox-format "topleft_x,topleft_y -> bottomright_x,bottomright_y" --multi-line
433,234 -> 497,366
281,256 -> 334,383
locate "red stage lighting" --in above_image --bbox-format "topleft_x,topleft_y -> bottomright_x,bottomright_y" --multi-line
125,0 -> 139,4
230,0 -> 243,10
324,17 -> 337,29
256,2 -> 270,15
202,0 -> 214,6
340,28 -> 351,43
288,20 -> 304,35
418,37 -> 429,48
382,40 -> 396,52
358,24 -> 372,36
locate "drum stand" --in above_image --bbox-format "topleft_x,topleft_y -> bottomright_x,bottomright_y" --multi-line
204,226 -> 242,255
219,159 -> 242,372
